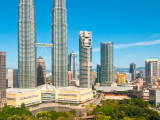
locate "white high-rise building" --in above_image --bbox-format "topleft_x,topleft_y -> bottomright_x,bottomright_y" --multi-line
8,69 -> 16,88
145,59 -> 159,84
68,50 -> 77,79
79,31 -> 92,88
51,0 -> 68,87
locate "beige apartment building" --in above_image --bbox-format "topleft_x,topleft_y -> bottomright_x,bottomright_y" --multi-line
68,71 -> 73,85
145,59 -> 159,84
8,69 -> 16,88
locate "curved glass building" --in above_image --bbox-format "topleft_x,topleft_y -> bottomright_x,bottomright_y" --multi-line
18,0 -> 37,88
51,0 -> 68,87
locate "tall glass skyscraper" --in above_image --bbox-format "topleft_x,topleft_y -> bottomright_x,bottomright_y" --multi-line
52,0 -> 68,87
68,50 -> 77,79
79,31 -> 92,88
129,63 -> 136,80
100,42 -> 114,84
18,0 -> 37,88
96,64 -> 101,83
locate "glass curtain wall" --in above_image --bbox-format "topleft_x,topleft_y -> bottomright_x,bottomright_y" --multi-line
51,0 -> 68,87
18,0 -> 37,88
100,42 -> 114,84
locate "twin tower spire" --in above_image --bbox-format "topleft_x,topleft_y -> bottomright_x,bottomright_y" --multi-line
18,0 -> 68,88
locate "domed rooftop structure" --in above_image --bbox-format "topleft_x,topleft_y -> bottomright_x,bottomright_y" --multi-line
140,70 -> 145,73
36,84 -> 56,92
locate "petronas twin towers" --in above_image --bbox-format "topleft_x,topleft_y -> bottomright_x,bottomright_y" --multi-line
18,0 -> 68,88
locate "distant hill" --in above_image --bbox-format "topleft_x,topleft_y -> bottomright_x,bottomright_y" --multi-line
7,67 -> 145,74
116,67 -> 145,72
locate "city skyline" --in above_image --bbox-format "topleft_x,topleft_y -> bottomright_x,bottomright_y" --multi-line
1,0 -> 160,70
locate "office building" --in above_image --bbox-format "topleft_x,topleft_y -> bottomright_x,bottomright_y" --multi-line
96,64 -> 101,83
145,59 -> 159,84
159,61 -> 160,78
79,31 -> 92,88
149,88 -> 160,107
125,73 -> 132,82
138,70 -> 145,79
129,63 -> 136,80
0,52 -> 7,108
113,67 -> 117,82
37,56 -> 46,86
52,0 -> 68,87
92,71 -> 97,84
68,71 -> 73,85
117,74 -> 126,84
100,42 -> 114,84
68,50 -> 77,79
18,0 -> 37,88
8,69 -> 16,88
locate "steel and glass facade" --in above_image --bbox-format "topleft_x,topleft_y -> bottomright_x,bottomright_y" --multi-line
79,31 -> 92,88
100,42 -> 114,84
129,63 -> 136,80
18,0 -> 37,88
96,64 -> 101,83
68,50 -> 77,79
0,52 -> 7,108
51,0 -> 68,87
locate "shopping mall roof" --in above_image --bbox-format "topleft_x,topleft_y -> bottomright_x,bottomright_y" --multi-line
56,86 -> 90,91
36,84 -> 56,91
6,88 -> 40,94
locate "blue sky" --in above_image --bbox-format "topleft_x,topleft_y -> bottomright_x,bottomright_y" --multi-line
0,0 -> 160,70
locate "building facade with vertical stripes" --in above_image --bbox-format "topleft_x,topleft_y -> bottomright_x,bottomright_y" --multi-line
0,52 -> 7,108
18,0 -> 37,88
68,50 -> 77,79
79,31 -> 92,88
51,0 -> 68,87
100,42 -> 114,84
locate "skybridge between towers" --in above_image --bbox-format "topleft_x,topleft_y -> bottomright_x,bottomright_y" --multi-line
35,43 -> 53,48
35,43 -> 53,60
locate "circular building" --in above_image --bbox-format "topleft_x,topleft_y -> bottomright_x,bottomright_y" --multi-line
36,84 -> 56,103
138,70 -> 145,79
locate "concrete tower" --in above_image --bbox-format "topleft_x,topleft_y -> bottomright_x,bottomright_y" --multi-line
18,0 -> 37,88
100,42 -> 114,84
37,57 -> 46,86
68,50 -> 77,79
79,31 -> 92,88
0,52 -> 7,108
51,0 -> 68,87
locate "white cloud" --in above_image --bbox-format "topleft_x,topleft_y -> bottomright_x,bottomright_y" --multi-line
150,33 -> 160,38
92,39 -> 160,52
92,48 -> 100,52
